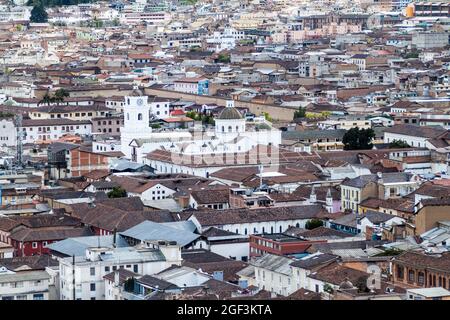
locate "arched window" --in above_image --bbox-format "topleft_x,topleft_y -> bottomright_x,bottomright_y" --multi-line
296,223 -> 300,228
244,228 -> 247,235
253,227 -> 257,233
228,126 -> 232,132
279,226 -> 282,232
236,125 -> 239,131
138,113 -> 143,120
408,270 -> 415,282
271,226 -> 273,234
127,98 -> 130,104
222,126 -> 225,132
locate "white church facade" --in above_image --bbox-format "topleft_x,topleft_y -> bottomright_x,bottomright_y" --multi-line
120,88 -> 282,168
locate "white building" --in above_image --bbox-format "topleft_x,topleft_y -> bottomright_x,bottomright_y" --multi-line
0,268 -> 51,300
412,32 -> 449,49
93,139 -> 121,153
383,124 -> 447,149
21,119 -> 92,143
253,253 -> 294,296
57,242 -> 182,300
0,118 -> 17,147
121,90 -> 281,168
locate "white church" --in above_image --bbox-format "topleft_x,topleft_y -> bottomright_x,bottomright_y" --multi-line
120,88 -> 282,164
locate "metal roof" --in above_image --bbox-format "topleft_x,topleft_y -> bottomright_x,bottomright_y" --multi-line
120,220 -> 200,247
47,235 -> 129,257
0,270 -> 50,283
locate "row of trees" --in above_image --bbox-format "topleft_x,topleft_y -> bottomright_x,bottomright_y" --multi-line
185,111 -> 215,125
38,88 -> 69,106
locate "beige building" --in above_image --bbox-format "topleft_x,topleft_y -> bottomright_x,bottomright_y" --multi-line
415,199 -> 450,235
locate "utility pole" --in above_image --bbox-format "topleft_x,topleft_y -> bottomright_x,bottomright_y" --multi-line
72,255 -> 76,300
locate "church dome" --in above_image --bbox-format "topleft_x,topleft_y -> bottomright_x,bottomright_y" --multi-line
217,107 -> 243,120
339,279 -> 354,290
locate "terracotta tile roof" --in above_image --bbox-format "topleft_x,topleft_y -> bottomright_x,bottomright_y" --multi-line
190,188 -> 230,205
385,124 -> 447,139
299,226 -> 354,239
103,268 -> 138,285
0,255 -> 58,271
189,205 -> 327,227
9,226 -> 93,242
308,262 -> 369,285
83,169 -> 110,180
392,251 -> 450,273
283,288 -> 321,300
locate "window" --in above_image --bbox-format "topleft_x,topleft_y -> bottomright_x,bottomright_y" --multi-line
408,270 -> 415,282
32,242 -> 38,249
396,266 -> 404,280
138,113 -> 143,120
90,283 -> 96,291
133,265 -> 138,273
418,272 -> 425,286
90,267 -> 95,276
105,266 -> 110,272
33,294 -> 44,300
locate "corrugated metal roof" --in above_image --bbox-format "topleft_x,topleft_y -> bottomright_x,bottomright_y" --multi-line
120,221 -> 199,247
0,270 -> 50,283
47,235 -> 128,257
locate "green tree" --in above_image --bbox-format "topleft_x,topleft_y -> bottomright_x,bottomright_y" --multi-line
217,53 -> 230,63
53,88 -> 69,103
389,139 -> 410,149
39,92 -> 54,106
305,219 -> 323,230
355,276 -> 370,293
107,186 -> 127,198
323,284 -> 334,294
263,112 -> 272,122
293,107 -> 306,119
342,127 -> 375,150
30,1 -> 48,23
